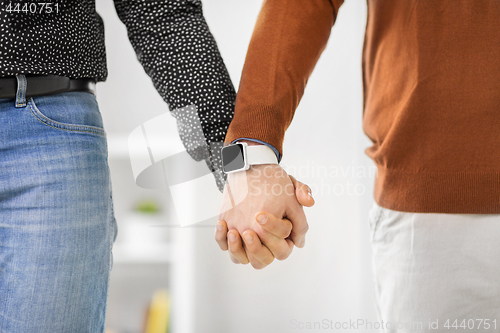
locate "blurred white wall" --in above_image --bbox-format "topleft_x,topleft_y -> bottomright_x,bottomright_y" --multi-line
97,0 -> 379,332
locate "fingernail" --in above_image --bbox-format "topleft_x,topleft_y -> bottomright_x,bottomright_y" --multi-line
308,188 -> 313,197
216,222 -> 223,231
228,233 -> 236,242
256,214 -> 267,224
243,233 -> 254,244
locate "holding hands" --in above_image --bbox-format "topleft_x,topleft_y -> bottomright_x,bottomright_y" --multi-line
215,143 -> 314,269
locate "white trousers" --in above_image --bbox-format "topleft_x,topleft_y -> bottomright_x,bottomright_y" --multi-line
368,203 -> 500,333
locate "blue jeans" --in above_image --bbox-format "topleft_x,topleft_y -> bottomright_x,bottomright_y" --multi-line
0,77 -> 117,332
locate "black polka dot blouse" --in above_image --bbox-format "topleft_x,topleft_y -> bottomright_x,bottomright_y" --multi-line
0,0 -> 235,190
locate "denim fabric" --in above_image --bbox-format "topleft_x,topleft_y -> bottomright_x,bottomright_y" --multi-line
0,90 -> 117,332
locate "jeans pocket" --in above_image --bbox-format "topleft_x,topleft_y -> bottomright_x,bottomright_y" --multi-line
368,202 -> 384,241
28,92 -> 106,137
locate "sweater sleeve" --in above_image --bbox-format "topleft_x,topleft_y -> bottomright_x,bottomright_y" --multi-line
225,0 -> 343,157
113,0 -> 235,191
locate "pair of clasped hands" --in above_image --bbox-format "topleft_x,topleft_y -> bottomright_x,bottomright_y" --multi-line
215,141 -> 314,269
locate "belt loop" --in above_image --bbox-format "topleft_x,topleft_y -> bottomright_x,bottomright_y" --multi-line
15,74 -> 27,108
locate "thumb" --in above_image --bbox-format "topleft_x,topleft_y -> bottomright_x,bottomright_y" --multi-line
289,175 -> 315,207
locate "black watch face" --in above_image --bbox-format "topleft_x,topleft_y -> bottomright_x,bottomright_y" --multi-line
222,144 -> 245,173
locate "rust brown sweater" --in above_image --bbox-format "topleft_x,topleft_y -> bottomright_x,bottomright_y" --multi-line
225,0 -> 500,214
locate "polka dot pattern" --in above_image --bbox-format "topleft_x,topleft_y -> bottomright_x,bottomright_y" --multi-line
0,0 -> 107,79
0,0 -> 235,190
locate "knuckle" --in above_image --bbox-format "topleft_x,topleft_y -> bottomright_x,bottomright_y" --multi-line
214,235 -> 228,250
250,261 -> 265,270
231,250 -> 249,264
230,256 -> 240,264
275,250 -> 291,261
233,254 -> 249,265
299,222 -> 309,234
247,244 -> 259,255
214,232 -> 224,242
228,246 -> 239,256
264,256 -> 275,266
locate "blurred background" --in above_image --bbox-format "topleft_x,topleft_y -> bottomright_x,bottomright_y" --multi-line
96,0 -> 379,332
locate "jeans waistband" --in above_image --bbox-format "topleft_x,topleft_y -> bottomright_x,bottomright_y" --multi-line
0,75 -> 96,107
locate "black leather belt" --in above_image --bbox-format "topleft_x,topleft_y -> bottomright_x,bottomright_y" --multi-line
0,75 -> 96,99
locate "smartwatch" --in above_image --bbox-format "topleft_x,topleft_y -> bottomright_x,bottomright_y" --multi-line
221,142 -> 278,174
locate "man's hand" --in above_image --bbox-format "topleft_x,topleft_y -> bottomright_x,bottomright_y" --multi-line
215,163 -> 314,269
